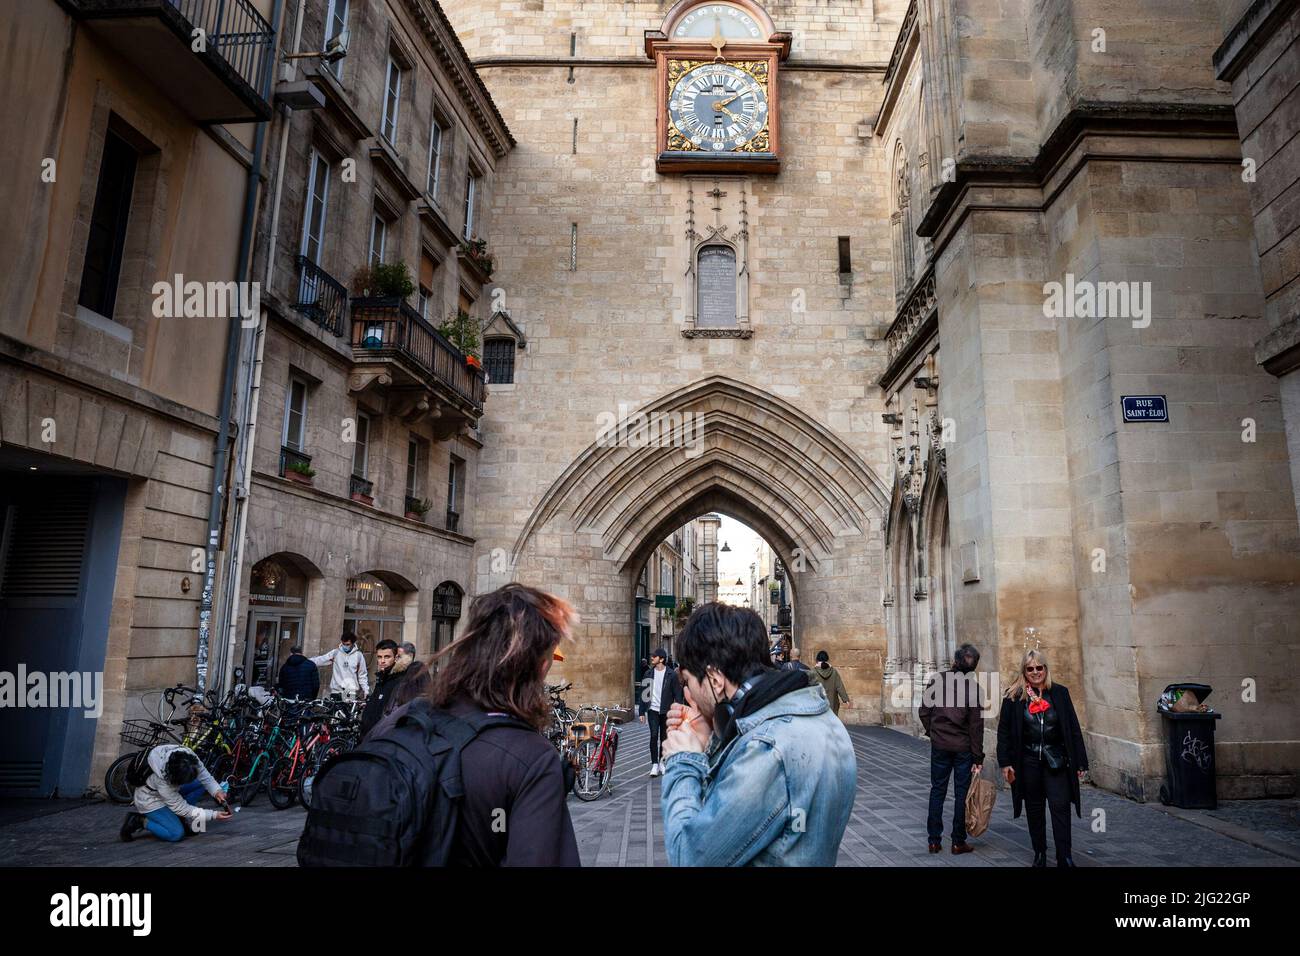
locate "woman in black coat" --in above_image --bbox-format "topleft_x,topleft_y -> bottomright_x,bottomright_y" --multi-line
996,649 -> 1088,867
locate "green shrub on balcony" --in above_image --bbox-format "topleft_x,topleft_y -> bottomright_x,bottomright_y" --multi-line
351,261 -> 416,300
438,309 -> 481,359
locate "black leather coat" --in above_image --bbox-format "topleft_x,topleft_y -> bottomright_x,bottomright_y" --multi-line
996,683 -> 1089,818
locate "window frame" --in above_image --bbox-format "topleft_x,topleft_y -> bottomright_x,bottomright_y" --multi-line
323,0 -> 349,78
426,118 -> 446,200
369,214 -> 387,267
382,55 -> 403,144
299,149 -> 331,263
77,129 -> 139,320
463,172 -> 478,240
283,378 -> 308,451
483,336 -> 516,385
352,410 -> 370,479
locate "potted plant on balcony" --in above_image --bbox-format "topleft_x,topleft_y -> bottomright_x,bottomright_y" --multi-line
352,262 -> 418,347
405,497 -> 433,521
437,309 -> 481,365
459,238 -> 494,279
285,460 -> 316,485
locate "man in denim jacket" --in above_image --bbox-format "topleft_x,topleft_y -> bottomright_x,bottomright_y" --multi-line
660,603 -> 857,866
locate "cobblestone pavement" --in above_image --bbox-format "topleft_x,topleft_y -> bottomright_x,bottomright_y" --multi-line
0,725 -> 1293,867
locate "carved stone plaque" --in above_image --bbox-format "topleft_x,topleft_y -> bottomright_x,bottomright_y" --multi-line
696,245 -> 737,327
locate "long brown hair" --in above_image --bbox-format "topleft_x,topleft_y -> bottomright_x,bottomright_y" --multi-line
429,583 -> 577,729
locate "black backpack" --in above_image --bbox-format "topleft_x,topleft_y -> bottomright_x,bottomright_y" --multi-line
296,700 -> 530,867
125,747 -> 155,790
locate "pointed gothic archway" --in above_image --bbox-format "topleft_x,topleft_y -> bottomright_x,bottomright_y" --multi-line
508,376 -> 891,720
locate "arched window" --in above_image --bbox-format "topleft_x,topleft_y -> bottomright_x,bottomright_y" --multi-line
431,580 -> 464,653
695,243 -> 738,328
483,336 -> 515,384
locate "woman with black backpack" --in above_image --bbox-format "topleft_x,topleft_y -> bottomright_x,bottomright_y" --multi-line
298,583 -> 581,867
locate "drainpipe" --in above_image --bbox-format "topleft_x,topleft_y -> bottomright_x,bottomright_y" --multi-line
213,0 -> 307,694
197,0 -> 284,694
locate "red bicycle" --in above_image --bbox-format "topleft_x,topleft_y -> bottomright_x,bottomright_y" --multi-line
572,705 -> 627,801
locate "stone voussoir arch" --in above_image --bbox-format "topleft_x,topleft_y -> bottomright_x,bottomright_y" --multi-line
512,376 -> 889,570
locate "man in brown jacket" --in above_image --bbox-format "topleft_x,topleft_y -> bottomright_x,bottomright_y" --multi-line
918,644 -> 984,855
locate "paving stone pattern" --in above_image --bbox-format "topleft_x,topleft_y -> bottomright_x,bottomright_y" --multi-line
0,727 -> 1291,867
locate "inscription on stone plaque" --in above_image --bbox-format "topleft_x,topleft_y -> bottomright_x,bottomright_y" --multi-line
696,245 -> 737,327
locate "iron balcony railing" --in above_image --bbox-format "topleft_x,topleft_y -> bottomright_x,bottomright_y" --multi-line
446,509 -> 461,533
350,297 -> 487,409
171,0 -> 274,100
349,475 -> 373,499
279,446 -> 311,477
296,256 -> 347,335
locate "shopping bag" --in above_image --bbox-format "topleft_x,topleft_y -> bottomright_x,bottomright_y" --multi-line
964,772 -> 997,838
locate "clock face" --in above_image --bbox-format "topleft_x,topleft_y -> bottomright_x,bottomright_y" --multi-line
667,62 -> 769,152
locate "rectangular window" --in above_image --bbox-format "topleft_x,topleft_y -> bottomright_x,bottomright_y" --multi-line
405,436 -> 429,500
352,411 -> 370,478
324,0 -> 349,76
483,337 -> 515,385
417,285 -> 432,321
463,173 -> 478,239
446,455 -> 465,531
838,236 -> 852,275
300,150 -> 330,263
78,129 -> 139,319
283,378 -> 308,451
426,120 -> 445,198
382,56 -> 402,144
418,252 -> 437,319
369,214 -> 387,267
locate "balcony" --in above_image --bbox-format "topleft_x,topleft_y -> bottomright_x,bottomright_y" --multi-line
445,509 -> 461,533
279,446 -> 313,485
64,0 -> 274,123
349,475 -> 374,505
295,256 -> 347,336
349,297 -> 486,436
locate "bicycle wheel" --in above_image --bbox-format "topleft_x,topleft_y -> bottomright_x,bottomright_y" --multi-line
104,753 -> 138,804
572,739 -> 605,801
267,756 -> 298,810
238,756 -> 271,807
298,739 -> 347,807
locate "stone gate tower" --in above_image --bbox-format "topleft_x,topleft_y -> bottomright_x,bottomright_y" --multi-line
442,0 -> 907,722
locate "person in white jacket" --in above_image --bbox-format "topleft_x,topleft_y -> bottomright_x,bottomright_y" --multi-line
119,744 -> 232,843
311,631 -> 369,700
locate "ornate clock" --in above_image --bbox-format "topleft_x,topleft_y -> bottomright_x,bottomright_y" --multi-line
646,1 -> 791,174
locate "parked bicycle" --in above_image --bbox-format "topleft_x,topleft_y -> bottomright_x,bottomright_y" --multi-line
267,699 -> 355,809
571,704 -> 628,801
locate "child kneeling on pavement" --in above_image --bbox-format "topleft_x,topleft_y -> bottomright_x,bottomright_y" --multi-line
120,744 -> 233,843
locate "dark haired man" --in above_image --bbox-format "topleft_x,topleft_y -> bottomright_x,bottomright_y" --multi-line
359,638 -> 411,739
638,647 -> 684,777
918,643 -> 985,855
120,744 -> 232,842
660,602 -> 856,866
311,631 -> 369,701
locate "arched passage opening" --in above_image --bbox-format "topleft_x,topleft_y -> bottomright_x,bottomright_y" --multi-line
244,552 -> 323,689
345,570 -> 418,678
507,376 -> 889,720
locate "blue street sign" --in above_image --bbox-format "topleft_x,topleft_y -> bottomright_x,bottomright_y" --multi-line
1121,395 -> 1168,423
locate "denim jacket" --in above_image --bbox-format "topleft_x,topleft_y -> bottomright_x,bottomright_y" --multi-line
660,685 -> 857,866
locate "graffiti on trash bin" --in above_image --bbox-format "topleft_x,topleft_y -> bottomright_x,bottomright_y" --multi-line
1180,731 -> 1212,772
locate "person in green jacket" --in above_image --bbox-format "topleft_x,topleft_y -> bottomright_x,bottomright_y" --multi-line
808,650 -> 849,717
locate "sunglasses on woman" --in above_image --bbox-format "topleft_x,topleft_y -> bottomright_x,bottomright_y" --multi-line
1025,665 -> 1045,673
